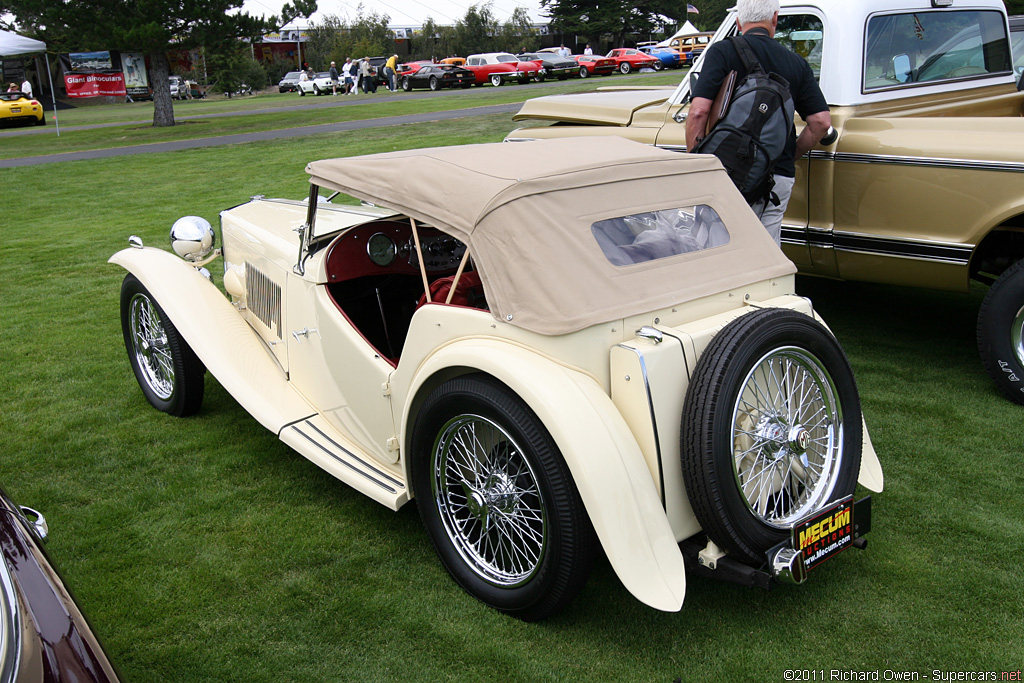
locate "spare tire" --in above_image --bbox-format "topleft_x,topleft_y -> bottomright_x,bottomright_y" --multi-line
680,308 -> 862,565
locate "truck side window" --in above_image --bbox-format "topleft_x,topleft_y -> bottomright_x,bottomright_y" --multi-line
775,15 -> 825,82
864,10 -> 1012,91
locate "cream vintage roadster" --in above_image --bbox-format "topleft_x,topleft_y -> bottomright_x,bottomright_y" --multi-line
110,137 -> 883,620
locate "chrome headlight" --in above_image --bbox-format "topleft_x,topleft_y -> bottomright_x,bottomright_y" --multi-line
170,216 -> 215,262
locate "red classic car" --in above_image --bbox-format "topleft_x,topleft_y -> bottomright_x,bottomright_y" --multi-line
464,52 -> 541,86
573,54 -> 617,78
605,48 -> 660,74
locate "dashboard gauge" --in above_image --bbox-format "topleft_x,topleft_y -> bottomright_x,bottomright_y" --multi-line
367,232 -> 397,266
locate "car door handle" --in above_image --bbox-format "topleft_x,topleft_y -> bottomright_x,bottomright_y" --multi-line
291,327 -> 318,343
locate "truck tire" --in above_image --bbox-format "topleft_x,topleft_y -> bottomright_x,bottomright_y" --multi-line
977,259 -> 1024,405
680,308 -> 862,565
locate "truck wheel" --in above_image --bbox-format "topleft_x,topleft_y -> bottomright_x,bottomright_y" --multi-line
120,274 -> 205,417
619,62 -> 631,74
680,308 -> 862,565
410,374 -> 596,621
490,74 -> 503,87
977,259 -> 1024,405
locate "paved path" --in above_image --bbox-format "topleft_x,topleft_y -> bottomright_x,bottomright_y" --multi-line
0,102 -> 523,168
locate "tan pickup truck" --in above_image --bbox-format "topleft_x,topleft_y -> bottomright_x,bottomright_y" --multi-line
508,0 -> 1024,405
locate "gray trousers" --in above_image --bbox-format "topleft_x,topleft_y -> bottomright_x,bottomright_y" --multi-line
750,174 -> 795,247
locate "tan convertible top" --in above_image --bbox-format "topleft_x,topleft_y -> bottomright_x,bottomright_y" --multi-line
306,137 -> 795,334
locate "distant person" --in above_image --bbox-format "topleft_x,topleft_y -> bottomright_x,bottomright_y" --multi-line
583,44 -> 593,55
384,54 -> 398,92
7,83 -> 19,92
20,77 -> 32,98
558,44 -> 570,58
329,61 -> 339,95
359,57 -> 375,94
342,58 -> 354,94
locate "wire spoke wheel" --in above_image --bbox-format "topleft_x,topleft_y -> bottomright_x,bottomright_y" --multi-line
681,308 -> 861,564
432,414 -> 546,586
411,375 -> 595,620
731,347 -> 842,528
127,293 -> 175,400
119,274 -> 205,417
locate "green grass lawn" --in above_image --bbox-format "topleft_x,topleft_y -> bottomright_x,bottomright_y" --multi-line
3,71 -> 683,160
1,94 -> 1022,682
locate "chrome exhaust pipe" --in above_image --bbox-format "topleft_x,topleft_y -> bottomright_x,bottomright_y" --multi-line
770,548 -> 807,585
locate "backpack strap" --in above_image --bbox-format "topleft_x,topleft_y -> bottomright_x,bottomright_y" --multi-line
729,34 -> 765,76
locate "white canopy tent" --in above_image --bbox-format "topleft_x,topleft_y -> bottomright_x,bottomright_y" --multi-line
656,20 -> 701,47
0,29 -> 60,134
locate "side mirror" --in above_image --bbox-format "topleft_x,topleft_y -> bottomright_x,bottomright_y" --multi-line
892,54 -> 912,83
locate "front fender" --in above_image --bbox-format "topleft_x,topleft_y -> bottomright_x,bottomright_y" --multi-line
401,339 -> 686,612
109,246 -> 314,433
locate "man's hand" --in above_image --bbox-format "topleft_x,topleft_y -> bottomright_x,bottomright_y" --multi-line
795,110 -> 832,158
685,96 -> 713,152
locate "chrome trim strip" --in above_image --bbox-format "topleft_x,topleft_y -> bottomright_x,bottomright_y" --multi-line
615,344 -> 665,505
829,152 -> 1024,174
780,227 -> 973,265
291,420 -> 404,493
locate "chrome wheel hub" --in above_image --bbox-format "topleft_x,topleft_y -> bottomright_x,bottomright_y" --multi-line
432,414 -> 546,587
732,347 -> 844,528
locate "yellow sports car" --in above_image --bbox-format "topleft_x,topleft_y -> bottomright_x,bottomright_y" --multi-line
0,90 -> 44,126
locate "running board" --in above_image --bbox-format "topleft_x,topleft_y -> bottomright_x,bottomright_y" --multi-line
279,415 -> 409,510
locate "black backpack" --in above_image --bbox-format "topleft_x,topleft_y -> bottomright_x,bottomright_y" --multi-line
693,35 -> 795,206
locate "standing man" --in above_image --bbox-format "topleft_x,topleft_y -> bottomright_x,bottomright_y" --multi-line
558,44 -> 570,58
329,60 -> 339,95
342,57 -> 354,94
684,0 -> 830,246
359,57 -> 374,94
20,75 -> 32,98
583,44 -> 593,56
384,54 -> 398,92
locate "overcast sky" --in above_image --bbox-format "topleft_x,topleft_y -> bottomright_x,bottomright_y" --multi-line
242,0 -> 548,28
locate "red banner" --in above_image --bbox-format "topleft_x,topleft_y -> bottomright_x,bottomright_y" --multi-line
64,72 -> 127,98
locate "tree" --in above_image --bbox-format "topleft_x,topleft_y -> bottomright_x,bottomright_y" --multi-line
454,5 -> 501,57
495,7 -> 538,53
5,0 -> 316,127
541,0 -> 667,48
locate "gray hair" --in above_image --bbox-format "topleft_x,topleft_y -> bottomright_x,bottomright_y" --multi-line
737,0 -> 780,25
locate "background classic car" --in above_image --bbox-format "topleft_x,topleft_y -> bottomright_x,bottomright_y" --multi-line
507,0 -> 1024,406
0,488 -> 122,683
110,137 -> 881,621
463,52 -> 540,86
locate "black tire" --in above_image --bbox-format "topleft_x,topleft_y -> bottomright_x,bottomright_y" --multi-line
299,87 -> 305,96
490,74 -> 503,87
402,77 -> 412,92
578,67 -> 590,79
680,308 -> 862,565
120,274 -> 205,417
977,259 -> 1024,405
428,76 -> 439,91
34,115 -> 45,126
619,62 -> 631,74
652,60 -> 664,71
410,374 -> 596,621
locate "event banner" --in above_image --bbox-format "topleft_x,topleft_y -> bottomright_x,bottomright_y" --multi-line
61,50 -> 128,98
64,71 -> 127,97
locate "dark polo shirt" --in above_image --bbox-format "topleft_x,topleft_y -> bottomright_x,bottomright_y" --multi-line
692,27 -> 828,177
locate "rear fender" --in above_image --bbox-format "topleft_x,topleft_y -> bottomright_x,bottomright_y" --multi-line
401,339 -> 686,612
109,246 -> 313,432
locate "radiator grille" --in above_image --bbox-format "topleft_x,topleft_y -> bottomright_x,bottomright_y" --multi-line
245,264 -> 282,337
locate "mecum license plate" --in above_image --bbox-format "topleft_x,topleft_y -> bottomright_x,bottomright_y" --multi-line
10,107 -> 20,113
793,495 -> 854,572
